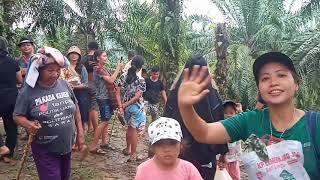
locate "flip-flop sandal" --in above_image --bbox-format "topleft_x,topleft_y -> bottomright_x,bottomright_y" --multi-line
127,157 -> 143,163
89,148 -> 107,155
122,148 -> 130,156
100,144 -> 115,151
1,156 -> 11,163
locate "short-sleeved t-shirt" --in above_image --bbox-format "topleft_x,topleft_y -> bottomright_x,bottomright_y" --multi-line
81,55 -> 94,74
14,80 -> 77,154
93,67 -> 109,100
143,78 -> 165,104
117,73 -> 146,108
135,158 -> 203,180
221,108 -> 320,179
16,56 -> 29,69
0,55 -> 20,107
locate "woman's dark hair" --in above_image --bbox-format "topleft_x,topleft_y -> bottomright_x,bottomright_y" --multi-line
126,55 -> 144,84
174,54 -> 208,90
88,41 -> 99,51
93,50 -> 107,62
67,52 -> 83,75
74,54 -> 83,75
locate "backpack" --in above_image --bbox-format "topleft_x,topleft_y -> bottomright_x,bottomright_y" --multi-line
305,111 -> 320,174
105,69 -> 120,110
95,66 -> 120,110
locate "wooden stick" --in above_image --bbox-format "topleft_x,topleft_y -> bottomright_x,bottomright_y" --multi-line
16,121 -> 41,180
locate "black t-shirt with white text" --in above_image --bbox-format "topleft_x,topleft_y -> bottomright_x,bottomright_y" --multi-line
14,80 -> 77,154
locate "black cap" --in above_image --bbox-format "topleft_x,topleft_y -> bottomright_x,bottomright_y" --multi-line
253,52 -> 297,83
18,37 -> 34,47
222,100 -> 236,108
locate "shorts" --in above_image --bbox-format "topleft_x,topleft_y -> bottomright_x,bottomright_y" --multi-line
145,101 -> 159,117
88,81 -> 98,110
124,104 -> 146,132
97,99 -> 113,121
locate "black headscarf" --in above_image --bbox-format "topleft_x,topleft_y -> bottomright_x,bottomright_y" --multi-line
0,36 -> 8,56
164,55 -> 228,165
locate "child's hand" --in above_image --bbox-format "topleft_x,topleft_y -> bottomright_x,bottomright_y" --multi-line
178,66 -> 211,106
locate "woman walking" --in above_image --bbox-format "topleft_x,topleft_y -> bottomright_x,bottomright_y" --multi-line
62,46 -> 89,133
14,46 -> 85,180
118,55 -> 146,162
89,50 -> 123,154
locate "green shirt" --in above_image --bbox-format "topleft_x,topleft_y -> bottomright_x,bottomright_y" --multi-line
221,108 -> 319,179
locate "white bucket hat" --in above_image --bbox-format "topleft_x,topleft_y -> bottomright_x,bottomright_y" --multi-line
148,117 -> 183,145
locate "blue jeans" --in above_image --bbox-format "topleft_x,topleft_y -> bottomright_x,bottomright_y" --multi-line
97,99 -> 113,121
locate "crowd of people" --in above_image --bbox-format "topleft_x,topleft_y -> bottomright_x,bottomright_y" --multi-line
0,35 -> 319,180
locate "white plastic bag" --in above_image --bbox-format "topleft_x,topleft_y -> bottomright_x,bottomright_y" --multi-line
241,140 -> 310,180
214,168 -> 232,180
226,141 -> 242,162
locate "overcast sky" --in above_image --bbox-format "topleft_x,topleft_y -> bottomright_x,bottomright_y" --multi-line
65,0 -> 304,23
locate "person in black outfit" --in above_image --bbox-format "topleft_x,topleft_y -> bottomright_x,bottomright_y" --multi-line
164,54 -> 228,180
143,66 -> 167,122
0,37 -> 23,162
81,41 -> 99,132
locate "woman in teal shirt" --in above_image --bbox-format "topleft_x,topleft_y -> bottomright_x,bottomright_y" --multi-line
178,52 -> 319,179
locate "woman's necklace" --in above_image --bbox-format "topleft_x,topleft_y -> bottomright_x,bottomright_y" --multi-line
269,108 -> 296,140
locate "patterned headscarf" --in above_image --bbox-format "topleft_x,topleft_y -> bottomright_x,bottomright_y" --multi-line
25,46 -> 69,88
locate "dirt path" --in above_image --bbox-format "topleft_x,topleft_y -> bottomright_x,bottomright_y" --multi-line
0,119 -> 148,180
0,118 -> 248,180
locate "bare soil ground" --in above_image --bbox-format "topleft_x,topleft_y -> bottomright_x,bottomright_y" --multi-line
0,118 -> 248,180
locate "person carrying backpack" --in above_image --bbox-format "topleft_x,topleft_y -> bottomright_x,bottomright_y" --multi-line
178,52 -> 320,179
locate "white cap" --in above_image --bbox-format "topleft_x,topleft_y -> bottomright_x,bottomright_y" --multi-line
148,117 -> 183,145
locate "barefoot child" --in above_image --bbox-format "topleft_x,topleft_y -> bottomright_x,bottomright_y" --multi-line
135,117 -> 203,180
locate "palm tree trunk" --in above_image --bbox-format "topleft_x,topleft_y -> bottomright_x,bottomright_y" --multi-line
215,23 -> 230,92
158,0 -> 183,89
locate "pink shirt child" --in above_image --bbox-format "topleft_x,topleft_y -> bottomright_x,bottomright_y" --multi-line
135,158 -> 203,180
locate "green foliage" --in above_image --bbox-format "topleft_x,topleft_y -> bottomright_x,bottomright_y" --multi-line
224,44 -> 257,107
212,0 -> 320,109
284,28 -> 320,110
2,0 -> 320,110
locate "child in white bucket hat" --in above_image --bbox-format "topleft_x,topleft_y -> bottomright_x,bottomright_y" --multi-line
135,117 -> 203,180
